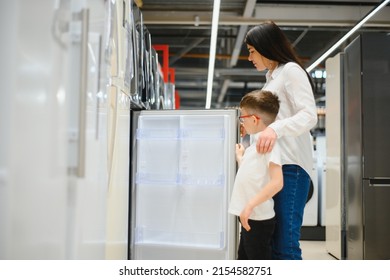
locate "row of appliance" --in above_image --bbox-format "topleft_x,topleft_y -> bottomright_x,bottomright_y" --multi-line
122,1 -> 175,110
5,0 -> 387,261
0,0 -> 173,260
0,0 -> 237,260
131,4 -> 175,110
325,33 -> 390,260
0,0 -> 320,259
0,0 -> 330,260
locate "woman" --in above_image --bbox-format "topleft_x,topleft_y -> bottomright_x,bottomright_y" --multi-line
244,21 -> 317,260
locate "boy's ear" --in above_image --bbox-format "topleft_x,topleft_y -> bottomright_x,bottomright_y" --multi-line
240,124 -> 247,137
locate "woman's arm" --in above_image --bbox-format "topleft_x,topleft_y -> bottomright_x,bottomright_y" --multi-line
257,64 -> 317,153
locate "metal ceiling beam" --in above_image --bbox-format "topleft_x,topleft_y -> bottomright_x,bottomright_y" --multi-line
173,67 -> 263,76
306,0 -> 390,72
217,79 -> 232,106
217,0 -> 257,106
169,37 -> 205,66
292,28 -> 309,47
305,31 -> 345,68
254,3 -> 390,24
176,80 -> 264,89
142,5 -> 390,26
230,0 -> 257,67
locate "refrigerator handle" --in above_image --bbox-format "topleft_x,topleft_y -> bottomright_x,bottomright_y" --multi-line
368,178 -> 390,187
75,8 -> 89,178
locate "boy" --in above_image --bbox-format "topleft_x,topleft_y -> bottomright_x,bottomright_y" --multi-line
228,89 -> 283,260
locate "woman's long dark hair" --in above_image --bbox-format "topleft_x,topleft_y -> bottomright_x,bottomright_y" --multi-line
245,21 -> 314,90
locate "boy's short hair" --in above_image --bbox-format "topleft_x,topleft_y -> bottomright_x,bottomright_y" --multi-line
240,90 -> 280,126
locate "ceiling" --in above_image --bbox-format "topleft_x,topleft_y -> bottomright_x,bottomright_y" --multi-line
137,0 -> 390,109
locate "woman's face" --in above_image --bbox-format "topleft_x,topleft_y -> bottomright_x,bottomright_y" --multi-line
247,44 -> 267,71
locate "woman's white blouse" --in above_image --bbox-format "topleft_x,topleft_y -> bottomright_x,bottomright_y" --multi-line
263,62 -> 318,179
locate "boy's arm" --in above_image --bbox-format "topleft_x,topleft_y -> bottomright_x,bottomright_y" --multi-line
235,143 -> 245,166
240,162 -> 283,231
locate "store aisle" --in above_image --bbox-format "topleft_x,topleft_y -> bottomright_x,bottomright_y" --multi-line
301,241 -> 337,260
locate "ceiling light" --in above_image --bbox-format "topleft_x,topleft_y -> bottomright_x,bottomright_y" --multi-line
205,0 -> 221,109
306,0 -> 390,73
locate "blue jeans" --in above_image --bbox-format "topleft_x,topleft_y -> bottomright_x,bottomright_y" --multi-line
272,164 -> 310,260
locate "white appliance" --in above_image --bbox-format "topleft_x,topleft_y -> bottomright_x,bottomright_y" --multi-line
316,135 -> 327,226
104,0 -> 132,260
319,161 -> 327,226
325,53 -> 345,260
129,109 -> 238,260
0,0 -> 131,259
302,155 -> 319,226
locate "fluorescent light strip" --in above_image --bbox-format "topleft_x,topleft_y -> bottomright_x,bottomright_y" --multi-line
205,0 -> 221,109
306,0 -> 390,73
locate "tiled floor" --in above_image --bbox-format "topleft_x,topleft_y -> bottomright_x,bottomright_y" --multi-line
301,241 -> 337,260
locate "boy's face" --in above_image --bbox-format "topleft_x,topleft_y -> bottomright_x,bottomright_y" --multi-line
239,108 -> 258,134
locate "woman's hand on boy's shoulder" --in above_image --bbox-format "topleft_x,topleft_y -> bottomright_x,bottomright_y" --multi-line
256,127 -> 277,154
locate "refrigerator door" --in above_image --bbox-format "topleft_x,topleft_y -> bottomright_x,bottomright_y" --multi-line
66,0 -> 115,259
105,86 -> 131,259
344,33 -> 390,260
130,109 -> 238,259
360,34 -> 390,179
104,0 -> 131,260
69,13 -> 105,260
0,1 -> 71,259
344,35 -> 364,260
360,34 -> 390,260
325,53 -> 345,260
363,179 -> 390,259
0,0 -> 130,260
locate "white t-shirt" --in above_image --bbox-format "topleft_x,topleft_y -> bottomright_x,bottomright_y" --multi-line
264,62 -> 317,180
228,132 -> 282,221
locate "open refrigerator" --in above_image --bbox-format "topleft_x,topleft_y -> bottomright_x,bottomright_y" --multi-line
129,109 -> 239,259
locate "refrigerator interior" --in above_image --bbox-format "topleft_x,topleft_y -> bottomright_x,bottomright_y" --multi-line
130,110 -> 238,260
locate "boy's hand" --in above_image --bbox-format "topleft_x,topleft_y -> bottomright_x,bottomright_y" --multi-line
235,143 -> 245,159
240,206 -> 252,231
